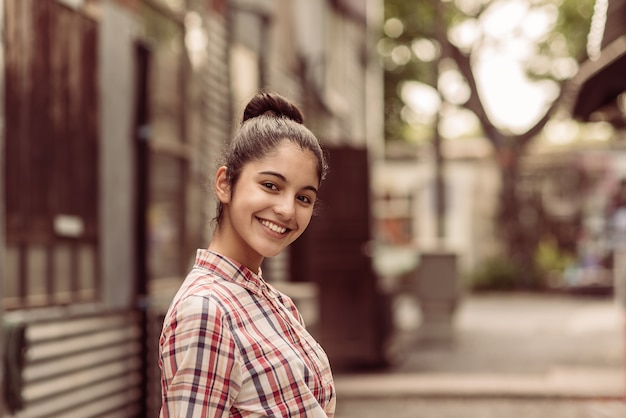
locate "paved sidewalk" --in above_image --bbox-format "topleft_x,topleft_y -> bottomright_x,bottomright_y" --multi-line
335,368 -> 623,399
333,292 -> 625,416
333,398 -> 625,418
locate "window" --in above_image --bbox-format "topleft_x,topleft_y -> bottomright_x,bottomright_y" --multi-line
141,2 -> 190,280
3,0 -> 99,309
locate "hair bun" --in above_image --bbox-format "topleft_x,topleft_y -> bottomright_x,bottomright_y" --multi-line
242,92 -> 304,124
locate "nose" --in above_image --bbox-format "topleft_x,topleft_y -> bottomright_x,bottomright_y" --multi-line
274,194 -> 296,220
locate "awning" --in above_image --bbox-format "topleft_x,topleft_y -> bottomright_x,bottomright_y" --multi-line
564,35 -> 626,121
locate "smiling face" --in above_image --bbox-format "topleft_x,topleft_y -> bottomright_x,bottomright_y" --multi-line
210,140 -> 320,272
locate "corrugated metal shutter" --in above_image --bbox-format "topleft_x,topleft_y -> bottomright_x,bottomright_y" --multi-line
144,7 -> 236,415
4,311 -> 143,418
202,10 -> 233,244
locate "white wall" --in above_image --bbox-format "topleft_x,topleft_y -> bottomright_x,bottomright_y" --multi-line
99,1 -> 139,309
373,145 -> 500,275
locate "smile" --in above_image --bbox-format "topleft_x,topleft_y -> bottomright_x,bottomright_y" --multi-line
259,218 -> 288,234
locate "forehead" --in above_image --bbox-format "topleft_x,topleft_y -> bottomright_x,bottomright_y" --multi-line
246,142 -> 319,184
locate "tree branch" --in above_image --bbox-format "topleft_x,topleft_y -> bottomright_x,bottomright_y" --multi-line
448,39 -> 565,152
446,40 -> 501,146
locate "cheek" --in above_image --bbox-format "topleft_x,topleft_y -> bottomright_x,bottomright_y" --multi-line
230,186 -> 266,211
297,209 -> 314,230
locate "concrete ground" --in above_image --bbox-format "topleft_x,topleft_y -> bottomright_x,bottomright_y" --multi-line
334,398 -> 625,418
333,292 -> 625,418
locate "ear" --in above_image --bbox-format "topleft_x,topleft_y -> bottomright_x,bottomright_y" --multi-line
215,166 -> 231,204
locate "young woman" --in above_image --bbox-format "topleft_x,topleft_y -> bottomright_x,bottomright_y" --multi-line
159,92 -> 336,417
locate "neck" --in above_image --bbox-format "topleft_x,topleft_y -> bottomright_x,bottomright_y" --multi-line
208,227 -> 263,273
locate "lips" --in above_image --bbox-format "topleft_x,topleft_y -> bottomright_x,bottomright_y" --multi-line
259,218 -> 288,234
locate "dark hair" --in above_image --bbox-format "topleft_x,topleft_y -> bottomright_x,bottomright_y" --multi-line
214,91 -> 328,224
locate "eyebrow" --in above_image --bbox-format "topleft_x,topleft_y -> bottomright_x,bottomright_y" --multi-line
258,170 -> 318,194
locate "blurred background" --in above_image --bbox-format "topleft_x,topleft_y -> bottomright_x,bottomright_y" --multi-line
1,0 -> 625,416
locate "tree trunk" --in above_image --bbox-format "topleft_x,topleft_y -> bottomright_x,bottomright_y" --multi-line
497,148 -> 537,288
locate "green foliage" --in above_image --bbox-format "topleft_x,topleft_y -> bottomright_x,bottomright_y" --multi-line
382,0 -> 596,143
554,0 -> 595,59
533,237 -> 576,288
382,0 -> 439,142
529,0 -> 595,81
467,256 -> 521,291
467,238 -> 576,292
534,238 -> 575,275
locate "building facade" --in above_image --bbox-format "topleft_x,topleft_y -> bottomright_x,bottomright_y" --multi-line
1,0 -> 385,415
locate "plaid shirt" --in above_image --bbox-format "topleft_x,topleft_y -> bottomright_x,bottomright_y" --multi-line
159,250 -> 336,417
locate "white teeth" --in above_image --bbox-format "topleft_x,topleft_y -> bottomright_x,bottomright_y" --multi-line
261,220 -> 287,234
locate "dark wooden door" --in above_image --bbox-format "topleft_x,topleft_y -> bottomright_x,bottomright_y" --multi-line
290,145 -> 390,370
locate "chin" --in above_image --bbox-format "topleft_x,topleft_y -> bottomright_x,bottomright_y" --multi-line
255,243 -> 289,258
261,248 -> 284,258
253,238 -> 295,259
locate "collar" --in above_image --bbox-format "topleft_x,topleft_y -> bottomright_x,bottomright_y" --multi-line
193,249 -> 280,299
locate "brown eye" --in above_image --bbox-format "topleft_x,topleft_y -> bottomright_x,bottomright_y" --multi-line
298,195 -> 313,205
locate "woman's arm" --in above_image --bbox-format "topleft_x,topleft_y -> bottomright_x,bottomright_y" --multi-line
160,295 -> 242,417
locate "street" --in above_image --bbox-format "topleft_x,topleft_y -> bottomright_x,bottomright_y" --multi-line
335,398 -> 624,418
333,292 -> 625,417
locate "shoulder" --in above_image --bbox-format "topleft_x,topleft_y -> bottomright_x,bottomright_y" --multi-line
162,270 -> 241,332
